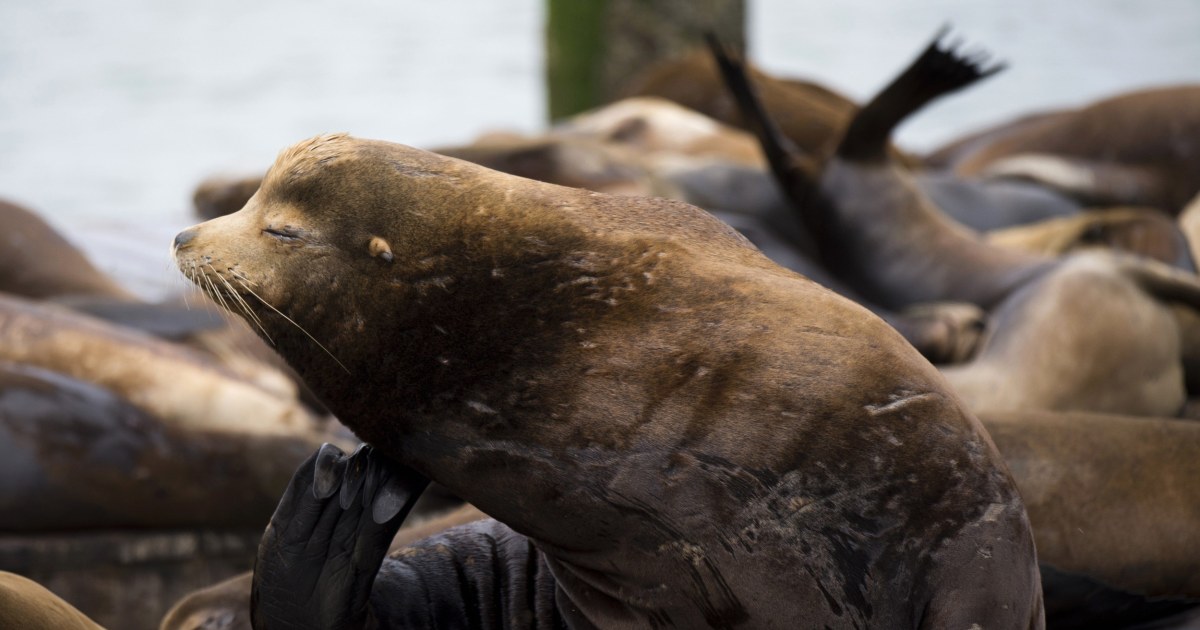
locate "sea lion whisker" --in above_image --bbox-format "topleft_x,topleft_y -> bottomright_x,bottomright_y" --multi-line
228,276 -> 277,345
206,264 -> 265,328
202,264 -> 270,342
199,264 -> 236,319
235,278 -> 351,374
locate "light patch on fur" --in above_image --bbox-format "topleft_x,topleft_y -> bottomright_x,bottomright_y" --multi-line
263,132 -> 353,189
983,153 -> 1096,195
981,502 -> 1007,523
466,400 -> 498,415
561,97 -> 722,147
368,236 -> 394,263
865,391 -> 938,416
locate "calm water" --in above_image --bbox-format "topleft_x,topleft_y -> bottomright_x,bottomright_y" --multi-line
1,0 -> 1198,297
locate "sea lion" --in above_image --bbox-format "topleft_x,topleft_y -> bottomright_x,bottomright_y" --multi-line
173,132 -> 1042,627
554,96 -> 767,168
979,410 -> 1200,628
986,206 -> 1196,271
620,49 -> 863,160
710,31 -> 1054,312
0,571 -> 104,630
928,85 -> 1200,213
938,251 -> 1200,417
979,410 -> 1200,599
0,292 -> 323,439
0,198 -> 135,300
915,170 -> 1082,231
434,132 -> 679,199
437,124 -> 988,364
0,359 -> 347,531
194,174 -> 264,221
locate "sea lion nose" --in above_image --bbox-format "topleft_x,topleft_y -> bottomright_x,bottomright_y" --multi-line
173,227 -> 198,250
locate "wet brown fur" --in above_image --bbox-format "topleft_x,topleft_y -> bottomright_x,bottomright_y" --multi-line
0,571 -> 103,630
175,133 -> 1043,627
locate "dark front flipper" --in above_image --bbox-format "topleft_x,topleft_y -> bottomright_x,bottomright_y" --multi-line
251,443 -> 429,630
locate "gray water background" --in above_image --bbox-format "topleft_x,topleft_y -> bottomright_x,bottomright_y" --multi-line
1,0 -> 1198,297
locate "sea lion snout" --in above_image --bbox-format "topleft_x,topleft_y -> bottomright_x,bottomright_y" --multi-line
173,227 -> 199,250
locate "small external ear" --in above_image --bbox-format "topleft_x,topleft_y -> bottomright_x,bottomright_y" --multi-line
368,236 -> 394,263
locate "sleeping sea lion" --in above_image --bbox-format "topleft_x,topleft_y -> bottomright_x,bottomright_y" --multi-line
173,132 -> 1042,627
986,206 -> 1196,271
0,571 -> 104,630
929,85 -> 1200,213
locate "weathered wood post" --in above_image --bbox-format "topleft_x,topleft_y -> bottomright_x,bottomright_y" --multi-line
546,0 -> 746,121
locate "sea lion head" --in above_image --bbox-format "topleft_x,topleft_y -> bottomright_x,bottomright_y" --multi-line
173,134 -> 520,407
172,133 -> 745,432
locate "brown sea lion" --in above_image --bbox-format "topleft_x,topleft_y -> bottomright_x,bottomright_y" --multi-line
979,410 -> 1200,628
433,133 -> 678,199
939,251 -> 1200,417
0,571 -> 104,630
0,293 -> 323,439
555,96 -> 767,167
0,359 -> 343,530
620,49 -> 862,159
193,174 -> 264,221
986,206 -> 1196,271
0,198 -> 135,300
173,132 -> 1042,627
979,410 -> 1200,598
929,85 -> 1200,213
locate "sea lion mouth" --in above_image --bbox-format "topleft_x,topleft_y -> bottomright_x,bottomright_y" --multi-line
173,245 -> 267,330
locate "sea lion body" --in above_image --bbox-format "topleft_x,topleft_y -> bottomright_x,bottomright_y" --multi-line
0,199 -> 133,300
175,134 -> 1042,627
0,359 -> 340,530
940,252 -> 1200,417
934,85 -> 1200,213
986,206 -> 1196,271
0,571 -> 103,630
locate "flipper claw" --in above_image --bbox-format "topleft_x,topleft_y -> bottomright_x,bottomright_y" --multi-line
313,442 -> 347,500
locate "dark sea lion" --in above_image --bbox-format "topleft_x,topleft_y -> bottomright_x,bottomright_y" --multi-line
710,31 -> 1055,312
931,85 -> 1200,213
915,170 -> 1082,231
986,206 -> 1197,272
0,360 -> 340,530
0,571 -> 104,630
173,132 -> 1042,627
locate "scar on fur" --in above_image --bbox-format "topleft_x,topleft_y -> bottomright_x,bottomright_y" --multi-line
369,236 -> 394,263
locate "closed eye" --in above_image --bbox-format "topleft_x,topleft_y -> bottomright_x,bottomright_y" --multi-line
263,226 -> 304,242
